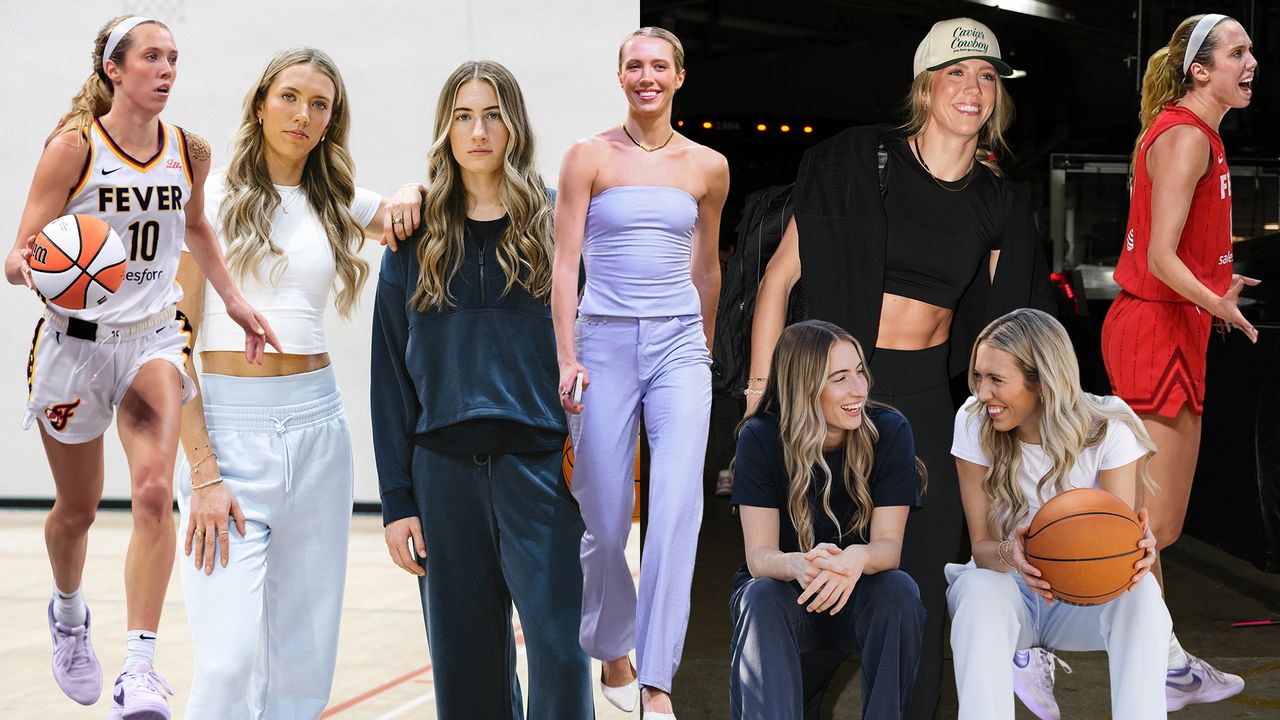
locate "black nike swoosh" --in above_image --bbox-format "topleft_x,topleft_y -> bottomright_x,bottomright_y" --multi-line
101,168 -> 122,175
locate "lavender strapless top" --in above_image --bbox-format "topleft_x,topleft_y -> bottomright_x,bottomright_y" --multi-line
579,186 -> 701,317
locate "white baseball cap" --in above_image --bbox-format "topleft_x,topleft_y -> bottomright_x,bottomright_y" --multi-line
913,17 -> 1014,78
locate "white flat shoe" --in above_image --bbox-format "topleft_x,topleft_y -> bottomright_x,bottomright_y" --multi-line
600,667 -> 638,712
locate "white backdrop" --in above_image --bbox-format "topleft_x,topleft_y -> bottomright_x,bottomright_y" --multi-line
0,0 -> 638,502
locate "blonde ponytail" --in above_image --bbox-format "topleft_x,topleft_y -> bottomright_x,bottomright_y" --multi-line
47,16 -> 169,146
1133,14 -> 1231,164
49,73 -> 114,146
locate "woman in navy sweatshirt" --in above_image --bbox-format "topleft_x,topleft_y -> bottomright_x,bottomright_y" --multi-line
370,61 -> 592,720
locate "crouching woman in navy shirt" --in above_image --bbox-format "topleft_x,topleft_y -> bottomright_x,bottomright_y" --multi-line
730,320 -> 926,720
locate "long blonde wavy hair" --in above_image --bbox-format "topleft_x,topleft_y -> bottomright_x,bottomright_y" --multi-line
1133,14 -> 1235,164
411,61 -> 554,311
900,67 -> 1015,176
967,309 -> 1157,539
742,321 -> 927,552
220,47 -> 368,317
48,16 -> 171,145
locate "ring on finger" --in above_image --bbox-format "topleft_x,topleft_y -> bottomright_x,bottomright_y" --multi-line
218,530 -> 230,536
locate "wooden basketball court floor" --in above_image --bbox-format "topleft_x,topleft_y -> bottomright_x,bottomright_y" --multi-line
0,509 -> 638,719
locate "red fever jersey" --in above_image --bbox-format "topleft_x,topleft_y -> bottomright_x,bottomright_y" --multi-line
1114,104 -> 1234,301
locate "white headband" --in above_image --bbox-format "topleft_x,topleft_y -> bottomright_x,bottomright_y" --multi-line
103,16 -> 153,67
1183,14 -> 1227,76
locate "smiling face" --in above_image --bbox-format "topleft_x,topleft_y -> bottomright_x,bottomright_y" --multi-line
973,343 -> 1043,443
617,36 -> 684,114
257,62 -> 335,173
820,340 -> 870,448
448,79 -> 509,178
1190,20 -> 1257,109
925,59 -> 998,140
104,23 -> 178,114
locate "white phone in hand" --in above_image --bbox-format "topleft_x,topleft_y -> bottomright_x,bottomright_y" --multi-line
572,371 -> 584,405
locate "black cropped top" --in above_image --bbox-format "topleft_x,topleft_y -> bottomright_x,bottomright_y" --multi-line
881,138 -> 1004,310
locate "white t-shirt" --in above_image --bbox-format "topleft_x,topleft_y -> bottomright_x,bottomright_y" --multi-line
950,395 -> 1148,535
196,171 -> 380,354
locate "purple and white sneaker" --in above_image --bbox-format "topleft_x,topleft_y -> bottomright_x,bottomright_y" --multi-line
1166,653 -> 1244,712
47,599 -> 101,705
108,663 -> 173,720
1012,648 -> 1071,720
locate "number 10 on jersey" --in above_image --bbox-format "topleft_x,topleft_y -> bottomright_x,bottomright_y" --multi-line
127,220 -> 159,262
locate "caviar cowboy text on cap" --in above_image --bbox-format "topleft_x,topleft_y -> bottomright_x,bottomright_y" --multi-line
913,17 -> 1015,78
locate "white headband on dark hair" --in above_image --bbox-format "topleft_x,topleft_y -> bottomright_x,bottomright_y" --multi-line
1183,14 -> 1226,76
103,16 -> 153,67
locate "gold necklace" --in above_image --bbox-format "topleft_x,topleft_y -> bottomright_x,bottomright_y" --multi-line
622,123 -> 675,153
912,136 -> 974,193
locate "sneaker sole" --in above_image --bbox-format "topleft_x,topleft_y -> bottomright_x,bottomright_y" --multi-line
1167,682 -> 1245,712
122,710 -> 170,720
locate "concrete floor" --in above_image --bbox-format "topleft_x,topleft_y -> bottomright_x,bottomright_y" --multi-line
4,499 -> 1278,719
673,494 -> 1280,719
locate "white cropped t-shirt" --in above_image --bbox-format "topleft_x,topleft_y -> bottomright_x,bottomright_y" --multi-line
197,172 -> 379,354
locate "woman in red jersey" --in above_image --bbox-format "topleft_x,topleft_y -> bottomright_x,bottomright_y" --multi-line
1101,13 -> 1257,712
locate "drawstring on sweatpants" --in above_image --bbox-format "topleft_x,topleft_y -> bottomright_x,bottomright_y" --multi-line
270,414 -> 294,492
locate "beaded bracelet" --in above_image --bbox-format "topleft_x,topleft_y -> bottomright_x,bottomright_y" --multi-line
192,476 -> 224,491
743,387 -> 764,396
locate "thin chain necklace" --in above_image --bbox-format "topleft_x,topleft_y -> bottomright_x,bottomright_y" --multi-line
277,184 -> 303,214
912,136 -> 974,193
622,123 -> 675,153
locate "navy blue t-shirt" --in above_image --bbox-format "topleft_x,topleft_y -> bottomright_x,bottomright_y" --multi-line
732,407 -> 923,555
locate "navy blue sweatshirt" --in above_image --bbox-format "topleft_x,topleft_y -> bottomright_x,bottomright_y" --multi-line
371,215 -> 566,525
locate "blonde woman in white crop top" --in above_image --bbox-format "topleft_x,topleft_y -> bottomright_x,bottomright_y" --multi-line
171,48 -> 410,719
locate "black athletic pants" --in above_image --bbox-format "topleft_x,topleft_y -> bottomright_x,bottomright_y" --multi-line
870,343 -> 963,720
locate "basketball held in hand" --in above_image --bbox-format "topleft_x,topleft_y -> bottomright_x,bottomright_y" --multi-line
30,214 -> 127,311
1023,488 -> 1144,606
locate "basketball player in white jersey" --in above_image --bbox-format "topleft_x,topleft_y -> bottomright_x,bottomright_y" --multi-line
4,16 -> 278,719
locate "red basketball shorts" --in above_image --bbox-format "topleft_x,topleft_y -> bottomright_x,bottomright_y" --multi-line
1101,291 -> 1211,418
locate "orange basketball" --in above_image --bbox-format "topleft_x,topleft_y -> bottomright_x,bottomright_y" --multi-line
563,435 -> 642,521
1023,488 -> 1143,606
30,214 -> 127,311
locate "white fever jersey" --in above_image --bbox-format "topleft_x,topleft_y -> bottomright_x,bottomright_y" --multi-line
59,117 -> 193,324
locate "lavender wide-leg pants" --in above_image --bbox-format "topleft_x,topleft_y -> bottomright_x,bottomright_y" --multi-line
571,314 -> 711,693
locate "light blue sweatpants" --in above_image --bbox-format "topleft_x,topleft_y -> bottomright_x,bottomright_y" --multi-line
571,314 -> 711,693
177,366 -> 353,720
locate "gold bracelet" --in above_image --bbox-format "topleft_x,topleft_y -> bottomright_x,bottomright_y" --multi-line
743,387 -> 764,396
190,451 -> 218,475
747,376 -> 768,384
998,540 -> 1018,571
192,476 -> 223,491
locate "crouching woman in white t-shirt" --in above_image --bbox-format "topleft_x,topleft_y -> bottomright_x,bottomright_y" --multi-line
947,308 -> 1170,720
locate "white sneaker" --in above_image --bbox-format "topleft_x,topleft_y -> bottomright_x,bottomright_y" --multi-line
108,662 -> 172,720
1166,653 -> 1244,712
1012,648 -> 1071,720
